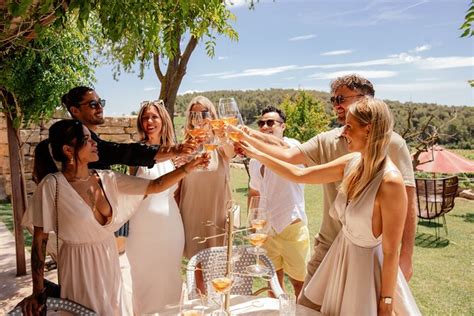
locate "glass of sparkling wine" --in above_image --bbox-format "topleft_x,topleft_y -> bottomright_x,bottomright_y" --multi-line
210,254 -> 233,316
246,196 -> 270,276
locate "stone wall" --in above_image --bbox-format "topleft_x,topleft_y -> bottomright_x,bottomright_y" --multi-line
0,113 -> 140,199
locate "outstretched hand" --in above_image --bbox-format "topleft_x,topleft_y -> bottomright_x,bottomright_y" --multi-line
234,140 -> 261,159
183,153 -> 211,172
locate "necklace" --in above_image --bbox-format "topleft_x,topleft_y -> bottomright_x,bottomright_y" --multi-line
68,171 -> 92,182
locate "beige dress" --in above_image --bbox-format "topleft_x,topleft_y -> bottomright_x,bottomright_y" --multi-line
22,171 -> 149,316
304,156 -> 421,315
179,149 -> 232,258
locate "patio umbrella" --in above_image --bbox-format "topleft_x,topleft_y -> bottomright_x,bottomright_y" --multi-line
416,145 -> 474,173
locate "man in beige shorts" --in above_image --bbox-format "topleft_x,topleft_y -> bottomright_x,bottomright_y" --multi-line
238,74 -> 416,310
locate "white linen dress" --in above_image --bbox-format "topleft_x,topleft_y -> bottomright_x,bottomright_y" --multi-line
126,160 -> 185,314
22,170 -> 149,316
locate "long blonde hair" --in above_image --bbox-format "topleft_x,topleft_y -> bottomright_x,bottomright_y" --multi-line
184,96 -> 218,132
136,100 -> 175,146
340,97 -> 393,200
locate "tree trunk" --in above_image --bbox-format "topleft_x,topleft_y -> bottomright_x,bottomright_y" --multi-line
6,114 -> 27,276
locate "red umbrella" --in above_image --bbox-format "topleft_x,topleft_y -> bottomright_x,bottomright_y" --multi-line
416,146 -> 474,173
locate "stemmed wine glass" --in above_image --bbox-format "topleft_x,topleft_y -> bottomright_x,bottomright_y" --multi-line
209,253 -> 234,316
246,196 -> 270,276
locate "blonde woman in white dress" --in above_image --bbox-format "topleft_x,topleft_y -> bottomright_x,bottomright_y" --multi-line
127,101 -> 186,314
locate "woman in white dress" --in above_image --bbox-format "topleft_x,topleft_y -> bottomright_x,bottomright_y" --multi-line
126,100 -> 185,314
20,119 -> 207,315
237,97 -> 420,315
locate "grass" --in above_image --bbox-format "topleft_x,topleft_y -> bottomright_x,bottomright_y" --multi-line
2,167 -> 472,314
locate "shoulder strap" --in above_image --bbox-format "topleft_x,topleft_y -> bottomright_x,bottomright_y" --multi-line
52,174 -> 60,286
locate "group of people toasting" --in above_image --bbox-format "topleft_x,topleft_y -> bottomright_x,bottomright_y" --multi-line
20,73 -> 420,315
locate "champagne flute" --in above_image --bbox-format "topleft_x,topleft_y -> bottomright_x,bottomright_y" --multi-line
218,98 -> 240,125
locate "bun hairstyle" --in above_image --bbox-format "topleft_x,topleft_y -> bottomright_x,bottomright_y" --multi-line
340,97 -> 393,200
49,119 -> 87,169
62,86 -> 94,113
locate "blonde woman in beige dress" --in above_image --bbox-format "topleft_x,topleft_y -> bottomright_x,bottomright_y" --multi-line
178,96 -> 234,292
20,119 -> 207,316
237,97 -> 420,315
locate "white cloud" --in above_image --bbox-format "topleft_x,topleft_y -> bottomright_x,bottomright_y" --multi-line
201,71 -> 234,77
320,50 -> 353,56
220,65 -> 298,79
414,44 -> 431,52
289,34 -> 316,41
218,56 -> 229,60
180,90 -> 202,95
309,70 -> 398,80
143,87 -> 157,92
416,56 -> 474,69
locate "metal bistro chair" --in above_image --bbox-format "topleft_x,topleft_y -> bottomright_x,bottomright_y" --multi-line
8,297 -> 97,315
186,246 -> 284,299
415,176 -> 458,238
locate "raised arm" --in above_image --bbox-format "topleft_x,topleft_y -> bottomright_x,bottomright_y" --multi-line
237,140 -> 352,185
229,125 -> 307,165
21,227 -> 49,315
378,174 -> 408,315
240,126 -> 289,148
145,154 -> 209,194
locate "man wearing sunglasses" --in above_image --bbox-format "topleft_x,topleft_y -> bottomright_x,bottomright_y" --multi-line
248,106 -> 310,297
237,75 -> 416,310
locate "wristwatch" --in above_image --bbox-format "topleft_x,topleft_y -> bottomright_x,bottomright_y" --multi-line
381,296 -> 393,304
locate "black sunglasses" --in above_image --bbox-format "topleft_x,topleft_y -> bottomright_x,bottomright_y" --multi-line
257,119 -> 283,128
80,99 -> 106,109
330,94 -> 364,105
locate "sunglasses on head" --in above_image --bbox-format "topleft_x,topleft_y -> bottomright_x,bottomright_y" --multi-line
257,119 -> 283,128
140,100 -> 165,107
80,99 -> 106,109
330,94 -> 364,105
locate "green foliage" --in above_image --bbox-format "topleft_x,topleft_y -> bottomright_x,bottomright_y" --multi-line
0,21 -> 95,126
279,91 -> 331,142
93,0 -> 238,78
460,0 -> 474,37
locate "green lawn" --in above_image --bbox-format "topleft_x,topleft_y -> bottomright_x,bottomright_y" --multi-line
2,167 -> 472,314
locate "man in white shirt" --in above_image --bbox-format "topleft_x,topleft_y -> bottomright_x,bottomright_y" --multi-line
248,106 -> 310,297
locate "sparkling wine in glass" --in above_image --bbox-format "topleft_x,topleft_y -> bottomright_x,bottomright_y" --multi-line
246,196 -> 270,276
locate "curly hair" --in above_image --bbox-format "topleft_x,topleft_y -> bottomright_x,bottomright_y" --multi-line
330,74 -> 375,96
261,105 -> 286,122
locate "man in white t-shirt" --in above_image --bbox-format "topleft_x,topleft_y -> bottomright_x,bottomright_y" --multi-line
248,106 -> 310,297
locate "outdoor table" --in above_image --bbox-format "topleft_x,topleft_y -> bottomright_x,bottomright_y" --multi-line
148,295 -> 321,315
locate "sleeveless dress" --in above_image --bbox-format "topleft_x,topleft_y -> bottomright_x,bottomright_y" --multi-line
126,160 -> 185,314
179,149 -> 232,258
22,171 -> 149,315
304,156 -> 421,315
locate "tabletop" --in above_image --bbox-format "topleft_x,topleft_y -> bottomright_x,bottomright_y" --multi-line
149,295 -> 321,315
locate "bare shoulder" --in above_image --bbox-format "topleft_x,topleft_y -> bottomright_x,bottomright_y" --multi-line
379,170 -> 405,196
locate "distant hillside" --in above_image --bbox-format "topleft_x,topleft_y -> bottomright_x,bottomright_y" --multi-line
175,89 -> 473,149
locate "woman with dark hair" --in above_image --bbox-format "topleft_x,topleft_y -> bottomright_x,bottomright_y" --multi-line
237,97 -> 420,315
21,119 -> 208,315
126,101 -> 185,313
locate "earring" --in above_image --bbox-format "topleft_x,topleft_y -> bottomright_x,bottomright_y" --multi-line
69,157 -> 74,164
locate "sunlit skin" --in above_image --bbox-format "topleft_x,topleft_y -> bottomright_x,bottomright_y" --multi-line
141,106 -> 163,145
69,91 -> 105,130
258,112 -> 285,137
332,86 -> 365,124
341,113 -> 371,154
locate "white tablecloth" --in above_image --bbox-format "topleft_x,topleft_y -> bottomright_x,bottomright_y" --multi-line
150,295 -> 321,315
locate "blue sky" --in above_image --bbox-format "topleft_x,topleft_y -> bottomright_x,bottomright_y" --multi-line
94,0 -> 474,116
